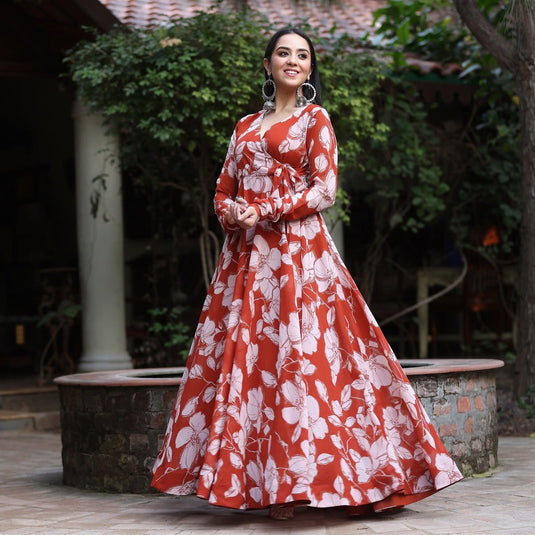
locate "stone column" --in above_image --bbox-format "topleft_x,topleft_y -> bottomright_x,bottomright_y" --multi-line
73,98 -> 132,371
325,206 -> 345,261
330,217 -> 345,261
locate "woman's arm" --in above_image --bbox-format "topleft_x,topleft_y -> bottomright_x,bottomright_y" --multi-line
214,129 -> 241,233
253,107 -> 338,222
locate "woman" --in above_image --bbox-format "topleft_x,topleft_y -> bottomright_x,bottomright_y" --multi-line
151,27 -> 463,520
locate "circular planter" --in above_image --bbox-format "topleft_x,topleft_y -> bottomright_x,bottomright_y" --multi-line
55,367 -> 185,493
400,359 -> 503,476
55,358 -> 503,493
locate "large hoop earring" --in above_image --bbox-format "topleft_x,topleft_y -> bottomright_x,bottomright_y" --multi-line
262,78 -> 276,111
296,82 -> 316,107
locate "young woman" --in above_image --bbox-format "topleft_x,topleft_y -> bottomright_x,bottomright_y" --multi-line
151,27 -> 463,521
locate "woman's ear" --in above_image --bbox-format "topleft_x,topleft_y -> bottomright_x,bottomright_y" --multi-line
263,57 -> 270,76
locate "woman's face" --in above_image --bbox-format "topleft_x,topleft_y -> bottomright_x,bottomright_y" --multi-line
264,33 -> 312,93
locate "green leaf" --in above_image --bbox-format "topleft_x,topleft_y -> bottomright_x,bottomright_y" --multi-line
396,19 -> 411,45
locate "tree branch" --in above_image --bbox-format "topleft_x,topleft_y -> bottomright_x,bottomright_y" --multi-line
452,0 -> 517,73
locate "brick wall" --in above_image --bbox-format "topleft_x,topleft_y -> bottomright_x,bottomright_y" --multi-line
409,370 -> 498,475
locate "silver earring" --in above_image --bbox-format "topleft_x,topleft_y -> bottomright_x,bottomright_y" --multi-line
262,78 -> 276,111
296,82 -> 316,107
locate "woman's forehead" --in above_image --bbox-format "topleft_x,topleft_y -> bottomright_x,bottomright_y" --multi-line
274,33 -> 310,52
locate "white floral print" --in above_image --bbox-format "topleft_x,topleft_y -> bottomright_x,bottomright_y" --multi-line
151,104 -> 463,511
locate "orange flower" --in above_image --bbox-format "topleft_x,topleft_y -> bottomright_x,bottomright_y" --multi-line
483,226 -> 500,247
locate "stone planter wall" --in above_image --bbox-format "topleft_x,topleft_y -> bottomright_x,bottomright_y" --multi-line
56,370 -> 183,493
404,365 -> 499,475
55,359 -> 503,493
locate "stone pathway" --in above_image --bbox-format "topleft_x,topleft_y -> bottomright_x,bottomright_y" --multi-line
0,430 -> 534,534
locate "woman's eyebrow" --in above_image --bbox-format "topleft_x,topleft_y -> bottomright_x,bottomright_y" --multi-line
275,46 -> 310,53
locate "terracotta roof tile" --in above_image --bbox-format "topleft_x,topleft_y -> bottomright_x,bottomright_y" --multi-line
406,57 -> 462,76
97,0 -> 465,82
99,0 -> 385,41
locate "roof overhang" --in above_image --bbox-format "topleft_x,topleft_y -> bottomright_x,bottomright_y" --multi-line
0,0 -> 122,78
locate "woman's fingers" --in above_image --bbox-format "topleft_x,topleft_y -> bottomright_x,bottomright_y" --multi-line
229,201 -> 258,229
237,206 -> 259,229
225,210 -> 236,224
230,202 -> 242,220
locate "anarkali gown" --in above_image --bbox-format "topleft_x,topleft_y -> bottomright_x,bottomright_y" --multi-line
151,103 -> 463,511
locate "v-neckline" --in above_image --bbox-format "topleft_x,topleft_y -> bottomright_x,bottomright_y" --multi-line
259,105 -> 311,140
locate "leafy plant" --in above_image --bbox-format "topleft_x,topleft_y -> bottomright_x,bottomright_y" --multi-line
372,0 -> 521,264
518,385 -> 535,420
353,79 -> 448,299
66,9 -> 272,292
373,0 -> 510,64
37,299 -> 82,329
132,306 -> 192,367
319,34 -> 388,229
314,32 -> 451,301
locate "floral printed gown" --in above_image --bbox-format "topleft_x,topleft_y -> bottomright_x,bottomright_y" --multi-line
151,104 -> 463,510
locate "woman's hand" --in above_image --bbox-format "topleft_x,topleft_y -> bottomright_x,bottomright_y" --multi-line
228,198 -> 258,230
236,205 -> 259,229
228,198 -> 258,229
224,210 -> 237,226
229,197 -> 247,222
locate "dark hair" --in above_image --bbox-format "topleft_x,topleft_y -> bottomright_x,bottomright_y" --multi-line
263,27 -> 322,106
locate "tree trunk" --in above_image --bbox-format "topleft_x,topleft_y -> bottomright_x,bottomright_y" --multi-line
451,0 -> 516,72
452,0 -> 535,398
514,9 -> 535,398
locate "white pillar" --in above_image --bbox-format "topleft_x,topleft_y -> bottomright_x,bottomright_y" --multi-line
325,206 -> 346,261
330,217 -> 345,261
73,98 -> 132,372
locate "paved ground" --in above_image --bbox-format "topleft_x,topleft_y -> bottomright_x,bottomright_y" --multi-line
0,431 -> 534,535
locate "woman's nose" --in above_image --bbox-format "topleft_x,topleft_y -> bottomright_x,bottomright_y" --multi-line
286,53 -> 297,64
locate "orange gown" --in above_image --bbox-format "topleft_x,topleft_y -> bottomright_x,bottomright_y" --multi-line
151,103 -> 463,510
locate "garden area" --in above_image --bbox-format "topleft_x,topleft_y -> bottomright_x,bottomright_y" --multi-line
64,0 -> 533,433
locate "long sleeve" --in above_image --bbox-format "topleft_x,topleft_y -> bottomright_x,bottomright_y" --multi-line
214,128 -> 240,234
253,107 -> 338,222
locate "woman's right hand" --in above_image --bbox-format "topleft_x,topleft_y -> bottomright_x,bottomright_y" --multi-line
229,197 -> 247,223
236,205 -> 259,229
229,197 -> 258,230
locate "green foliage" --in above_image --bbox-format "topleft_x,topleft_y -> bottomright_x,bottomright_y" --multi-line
66,9 -> 273,304
66,8 -> 272,237
319,35 -> 388,229
373,0 -> 467,63
361,81 -> 448,233
373,0 -> 510,64
320,35 -> 387,177
133,306 -> 193,367
452,95 -> 521,255
148,307 -> 192,357
518,385 -> 535,420
67,11 -> 270,162
37,299 -> 82,328
373,0 -> 521,260
451,29 -> 520,259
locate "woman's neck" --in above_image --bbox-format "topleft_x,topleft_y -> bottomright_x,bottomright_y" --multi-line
273,92 -> 299,114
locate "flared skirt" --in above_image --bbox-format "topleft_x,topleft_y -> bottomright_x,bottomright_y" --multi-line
151,214 -> 463,509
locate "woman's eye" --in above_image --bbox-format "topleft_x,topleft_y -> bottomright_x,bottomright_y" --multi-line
299,54 -> 309,60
